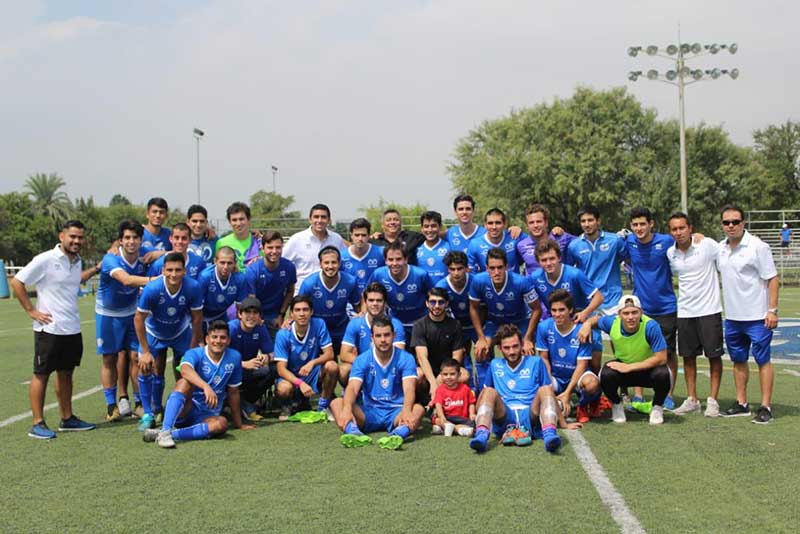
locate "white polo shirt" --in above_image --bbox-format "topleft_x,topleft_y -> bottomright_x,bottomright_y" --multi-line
15,245 -> 83,335
716,231 -> 777,321
667,238 -> 722,318
283,226 -> 345,293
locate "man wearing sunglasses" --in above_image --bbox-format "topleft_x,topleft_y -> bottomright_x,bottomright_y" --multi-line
717,206 -> 779,424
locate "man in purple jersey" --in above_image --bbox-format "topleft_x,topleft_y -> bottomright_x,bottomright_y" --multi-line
516,203 -> 575,274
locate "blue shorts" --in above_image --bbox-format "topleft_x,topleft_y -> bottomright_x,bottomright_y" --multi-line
493,400 -> 533,436
95,313 -> 138,355
147,328 -> 192,357
361,405 -> 403,433
176,399 -> 219,427
276,364 -> 322,394
724,319 -> 772,366
464,357 -> 492,394
552,371 -> 597,395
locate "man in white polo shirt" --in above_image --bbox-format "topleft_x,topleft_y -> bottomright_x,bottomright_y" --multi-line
666,212 -> 724,417
283,203 -> 345,293
716,205 -> 779,424
11,220 -> 99,439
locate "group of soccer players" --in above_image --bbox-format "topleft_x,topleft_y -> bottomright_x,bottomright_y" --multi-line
82,192 -> 780,452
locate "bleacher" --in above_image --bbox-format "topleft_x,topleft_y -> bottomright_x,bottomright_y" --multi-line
746,209 -> 800,284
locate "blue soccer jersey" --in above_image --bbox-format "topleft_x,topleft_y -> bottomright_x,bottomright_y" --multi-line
467,232 -> 523,273
469,271 -> 537,325
189,236 -> 219,268
415,239 -> 451,285
148,252 -> 206,280
341,314 -> 407,353
228,319 -> 274,359
273,318 -> 332,374
435,274 -> 473,329
567,231 -> 628,311
535,318 -> 594,380
446,225 -> 486,254
137,277 -> 203,340
197,265 -> 247,321
180,346 -> 243,415
350,347 -> 418,410
95,251 -> 147,317
529,264 -> 599,318
245,258 -> 297,322
485,355 -> 551,406
625,233 -> 677,316
141,226 -> 172,255
367,265 -> 431,326
298,272 -> 361,337
340,244 -> 385,295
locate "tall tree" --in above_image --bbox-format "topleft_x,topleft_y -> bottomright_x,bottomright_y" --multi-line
109,193 -> 131,206
361,198 -> 430,232
25,172 -> 73,232
753,120 -> 800,206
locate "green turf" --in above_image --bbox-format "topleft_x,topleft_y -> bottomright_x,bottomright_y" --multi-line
0,292 -> 799,533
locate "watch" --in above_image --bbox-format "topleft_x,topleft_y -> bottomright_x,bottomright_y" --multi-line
768,308 -> 778,314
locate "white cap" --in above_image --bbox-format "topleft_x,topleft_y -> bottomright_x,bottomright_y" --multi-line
783,223 -> 789,229
617,295 -> 642,310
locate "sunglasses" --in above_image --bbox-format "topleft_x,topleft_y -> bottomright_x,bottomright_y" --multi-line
428,299 -> 447,306
722,219 -> 743,226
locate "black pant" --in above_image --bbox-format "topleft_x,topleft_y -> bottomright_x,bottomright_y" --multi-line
241,363 -> 277,404
600,361 -> 672,406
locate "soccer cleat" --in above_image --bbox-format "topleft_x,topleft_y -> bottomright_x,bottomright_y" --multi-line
105,406 -> 122,423
721,402 -> 750,418
138,414 -> 155,432
631,399 -> 652,415
576,405 -> 590,424
154,410 -> 164,425
340,433 -> 373,448
625,395 -> 643,413
431,424 -> 444,435
649,405 -> 664,425
611,403 -> 626,424
142,428 -> 159,442
598,395 -> 613,411
514,426 -> 532,447
752,406 -> 773,425
501,425 -> 518,446
287,410 -> 327,424
543,429 -> 561,453
469,429 -> 490,453
133,404 -> 144,419
377,435 -> 404,450
278,405 -> 292,422
672,398 -> 702,415
156,430 -> 176,448
118,397 -> 132,417
28,421 -> 57,440
58,415 -> 96,432
325,408 -> 335,423
242,409 -> 264,422
588,399 -> 603,418
704,397 -> 720,418
663,395 -> 676,411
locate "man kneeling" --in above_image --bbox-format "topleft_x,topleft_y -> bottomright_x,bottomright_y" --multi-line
143,320 -> 254,448
469,324 -> 579,454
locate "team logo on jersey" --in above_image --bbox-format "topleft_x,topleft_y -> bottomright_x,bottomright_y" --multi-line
217,294 -> 226,303
313,290 -> 323,299
357,269 -> 366,279
325,300 -> 335,309
97,338 -> 103,347
300,351 -> 308,360
224,363 -> 234,372
538,283 -> 548,292
209,285 -> 216,293
380,378 -> 390,389
458,302 -> 467,310
396,293 -> 405,302
343,262 -> 352,270
485,290 -> 493,299
558,348 -> 567,358
227,286 -> 237,294
452,237 -> 461,246
655,243 -> 663,250
202,365 -> 211,374
212,376 -> 222,386
427,257 -> 435,266
569,338 -> 579,348
253,333 -> 259,340
407,284 -> 418,293
444,397 -> 464,409
505,243 -> 514,251
178,296 -> 186,305
496,302 -> 504,311
507,379 -> 516,389
167,307 -> 177,316
519,368 -> 532,378
599,243 -> 610,252
561,282 -> 571,291
278,270 -> 286,277
496,369 -> 505,378
158,296 -> 165,305
438,248 -> 447,257
367,258 -> 378,267
337,289 -> 348,298
505,291 -> 515,300
547,335 -> 555,344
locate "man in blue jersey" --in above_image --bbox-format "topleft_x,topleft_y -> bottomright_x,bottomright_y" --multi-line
330,316 -> 424,450
197,246 -> 247,330
446,194 -> 487,254
416,211 -> 451,285
274,296 -> 339,414
469,324 -> 575,453
367,241 -> 432,342
341,218 -> 384,295
340,283 -> 406,384
134,252 -> 204,430
435,251 -> 474,342
517,204 -> 575,274
467,208 -> 523,273
298,246 -> 361,354
147,223 -> 206,280
140,197 -> 171,263
186,204 -> 218,268
536,290 -> 602,424
228,297 -> 275,422
246,230 -> 297,337
95,220 -> 153,421
469,248 -> 540,361
142,320 -> 254,448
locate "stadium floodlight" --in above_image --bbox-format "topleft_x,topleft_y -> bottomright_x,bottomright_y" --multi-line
628,46 -> 641,57
665,69 -> 677,81
271,164 -> 279,193
691,42 -> 702,54
729,68 -> 740,79
729,43 -> 738,54
193,127 -> 204,203
709,43 -> 720,54
628,71 -> 641,81
709,68 -> 721,79
193,128 -> 204,137
692,69 -> 704,80
680,43 -> 690,54
647,69 -> 659,80
680,66 -> 691,77
646,45 -> 659,56
666,44 -> 678,55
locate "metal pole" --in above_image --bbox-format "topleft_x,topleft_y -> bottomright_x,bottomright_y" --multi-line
677,49 -> 688,214
272,169 -> 277,194
196,136 -> 201,204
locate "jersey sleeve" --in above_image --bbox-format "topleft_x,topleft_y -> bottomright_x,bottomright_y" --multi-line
235,274 -> 249,302
228,351 -> 243,387
468,276 -> 482,301
522,275 -> 538,304
180,348 -> 201,369
101,254 -> 121,276
298,277 -> 313,296
644,320 -> 668,353
317,320 -> 333,349
576,339 -> 593,360
535,323 -> 549,352
597,315 -> 615,335
349,354 -> 366,382
536,358 -> 551,386
287,262 -> 297,285
189,283 -> 204,310
137,284 -> 157,313
576,270 -> 598,301
14,252 -> 48,286
347,282 -> 361,307
393,319 -> 407,346
432,385 -> 446,406
467,246 -> 480,273
273,331 -> 290,362
483,362 -> 494,388
400,352 -> 418,380
342,319 -> 358,347
259,326 -> 275,354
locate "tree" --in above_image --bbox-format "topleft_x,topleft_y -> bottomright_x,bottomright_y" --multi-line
753,120 -> 800,206
0,192 -> 54,264
25,172 -> 73,233
249,190 -> 301,220
361,198 -> 430,232
109,193 -> 131,206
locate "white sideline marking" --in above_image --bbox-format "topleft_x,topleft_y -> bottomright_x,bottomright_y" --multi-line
0,386 -> 103,428
784,369 -> 800,377
565,430 -> 646,534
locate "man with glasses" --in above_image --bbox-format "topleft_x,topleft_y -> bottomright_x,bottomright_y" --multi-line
717,206 -> 779,424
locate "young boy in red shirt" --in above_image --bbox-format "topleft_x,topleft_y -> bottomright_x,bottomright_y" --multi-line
432,359 -> 476,437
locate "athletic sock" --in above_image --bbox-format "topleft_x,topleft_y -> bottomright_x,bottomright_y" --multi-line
391,425 -> 411,440
317,397 -> 331,411
133,392 -> 141,404
151,376 -> 166,413
542,423 -> 557,435
162,391 -> 185,432
137,374 -> 154,416
103,386 -> 118,406
344,421 -> 362,435
171,423 -> 210,441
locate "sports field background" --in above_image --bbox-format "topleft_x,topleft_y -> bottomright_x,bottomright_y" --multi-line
0,292 -> 798,533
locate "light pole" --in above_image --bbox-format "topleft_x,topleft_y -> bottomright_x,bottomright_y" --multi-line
193,127 -> 204,203
271,165 -> 278,193
628,41 -> 738,214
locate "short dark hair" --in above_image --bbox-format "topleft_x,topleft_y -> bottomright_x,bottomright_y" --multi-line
216,245 -> 236,260
443,250 -> 468,267
453,194 -> 475,210
363,282 -> 388,301
370,315 -> 394,333
62,219 -> 85,231
420,210 -> 442,226
147,197 -> 168,211
484,208 -> 507,223
629,206 -> 653,222
289,294 -> 313,311
349,218 -> 371,234
186,204 -> 208,219
226,202 -> 251,221
494,323 -> 522,345
577,205 -> 600,220
118,219 -> 143,239
668,211 -> 692,226
207,320 -> 230,335
383,241 -> 407,259
309,203 -> 331,218
318,245 -> 340,261
486,247 -> 508,265
261,230 -> 283,245
383,208 -> 400,218
163,251 -> 186,267
428,287 -> 449,301
534,239 -> 561,260
439,358 -> 461,372
524,203 -> 549,221
720,204 -> 745,220
171,222 -> 190,235
548,288 -> 573,311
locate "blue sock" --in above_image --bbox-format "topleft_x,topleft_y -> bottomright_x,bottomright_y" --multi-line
317,397 -> 331,411
137,374 -> 153,416
133,391 -> 141,404
580,390 -> 600,406
391,425 -> 411,440
152,376 -> 165,412
162,391 -> 185,432
103,386 -> 117,406
344,421 -> 362,435
171,423 -> 210,441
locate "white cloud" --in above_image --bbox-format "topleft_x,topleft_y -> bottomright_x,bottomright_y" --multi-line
0,16 -> 107,62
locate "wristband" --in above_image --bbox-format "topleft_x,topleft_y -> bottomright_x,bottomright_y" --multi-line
293,378 -> 303,388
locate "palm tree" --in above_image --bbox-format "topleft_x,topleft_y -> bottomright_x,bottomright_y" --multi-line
25,173 -> 74,232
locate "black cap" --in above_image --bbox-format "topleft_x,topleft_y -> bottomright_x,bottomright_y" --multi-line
238,297 -> 262,311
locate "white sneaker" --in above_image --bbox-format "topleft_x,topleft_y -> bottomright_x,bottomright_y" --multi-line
611,403 -> 626,423
457,427 -> 474,437
156,430 -> 176,448
672,397 -> 701,415
326,407 -> 335,423
431,424 -> 443,435
649,405 -> 664,425
704,397 -> 720,418
118,397 -> 132,417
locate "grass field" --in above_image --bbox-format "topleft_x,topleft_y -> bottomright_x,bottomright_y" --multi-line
1,293 -> 799,534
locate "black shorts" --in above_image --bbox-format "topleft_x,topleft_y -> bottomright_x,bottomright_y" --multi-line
651,313 -> 677,356
677,313 -> 724,359
780,241 -> 789,248
34,332 -> 83,375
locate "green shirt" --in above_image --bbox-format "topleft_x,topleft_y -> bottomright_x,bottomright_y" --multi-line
609,315 -> 654,364
216,233 -> 253,271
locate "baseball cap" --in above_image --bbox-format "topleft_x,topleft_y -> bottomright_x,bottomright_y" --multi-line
238,297 -> 262,311
617,295 -> 642,310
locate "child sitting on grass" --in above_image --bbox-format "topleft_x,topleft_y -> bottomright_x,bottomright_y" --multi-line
431,359 -> 476,436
